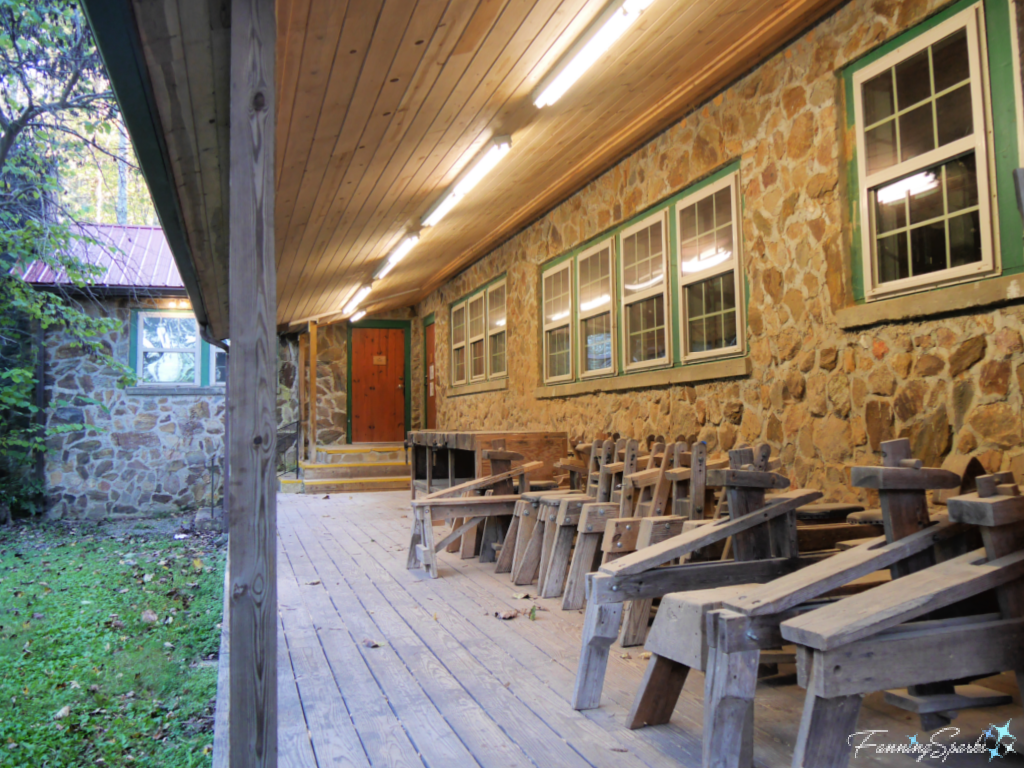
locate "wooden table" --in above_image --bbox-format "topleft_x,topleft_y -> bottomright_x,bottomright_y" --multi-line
408,430 -> 567,499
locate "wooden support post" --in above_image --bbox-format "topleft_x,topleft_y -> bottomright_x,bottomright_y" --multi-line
307,319 -> 318,461
571,576 -> 624,710
228,0 -> 276,764
296,334 -> 307,463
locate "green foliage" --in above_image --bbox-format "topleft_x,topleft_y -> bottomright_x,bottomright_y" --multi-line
0,524 -> 224,766
0,0 -> 142,514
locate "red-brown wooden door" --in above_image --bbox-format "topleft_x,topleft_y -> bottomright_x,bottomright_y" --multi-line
351,327 -> 406,443
425,322 -> 436,429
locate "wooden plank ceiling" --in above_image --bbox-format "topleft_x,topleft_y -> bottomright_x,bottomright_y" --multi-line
275,0 -> 842,326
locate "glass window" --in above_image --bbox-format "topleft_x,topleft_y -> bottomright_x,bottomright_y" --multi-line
542,262 -> 573,382
854,8 -> 993,297
450,301 -> 467,385
678,175 -> 743,360
212,347 -> 228,385
620,212 -> 668,369
137,312 -> 199,384
467,295 -> 486,381
487,281 -> 507,378
577,239 -> 614,376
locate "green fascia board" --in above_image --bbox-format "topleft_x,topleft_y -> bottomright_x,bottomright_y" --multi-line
843,0 -> 1023,302
80,0 -> 212,333
346,319 -> 413,444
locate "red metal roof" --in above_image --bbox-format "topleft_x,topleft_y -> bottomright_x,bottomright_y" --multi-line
21,224 -> 183,291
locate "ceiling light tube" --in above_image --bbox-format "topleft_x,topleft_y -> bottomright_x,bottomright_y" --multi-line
376,234 -> 420,279
350,310 -> 367,323
533,0 -> 655,109
421,136 -> 512,228
343,285 -> 372,316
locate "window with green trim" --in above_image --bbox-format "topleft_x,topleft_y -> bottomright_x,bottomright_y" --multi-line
449,274 -> 507,388
678,172 -> 743,360
852,3 -> 996,298
577,238 -> 615,377
620,211 -> 668,370
132,309 -> 224,386
542,261 -> 573,383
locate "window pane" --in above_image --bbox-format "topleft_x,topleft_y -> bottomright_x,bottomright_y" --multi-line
680,186 -> 734,277
949,210 -> 982,267
488,285 -> 506,331
469,297 -> 484,338
908,173 -> 943,224
490,331 -> 506,375
579,247 -> 612,309
143,351 -> 195,383
877,232 -> 909,283
875,194 -> 906,233
933,29 -> 970,92
623,220 -> 664,297
910,220 -> 947,275
471,339 -> 484,378
546,326 -> 571,379
679,204 -> 696,241
686,273 -> 737,354
544,268 -> 571,324
626,295 -> 665,364
899,102 -> 935,162
895,48 -> 930,109
453,347 -> 465,382
946,153 -> 978,212
696,196 -> 714,234
582,313 -> 612,372
936,85 -> 973,146
714,187 -> 732,224
862,70 -> 895,125
865,121 -> 898,174
214,350 -> 228,384
142,315 -> 197,349
452,306 -> 466,344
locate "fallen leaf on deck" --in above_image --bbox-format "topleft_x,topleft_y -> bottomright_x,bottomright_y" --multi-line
433,613 -> 437,621
528,606 -> 537,621
511,592 -> 530,600
619,652 -> 632,659
362,639 -> 380,648
305,580 -> 321,586
322,495 -> 330,500
610,747 -> 628,753
640,652 -> 652,660
140,609 -> 158,624
495,609 -> 520,620
53,706 -> 70,720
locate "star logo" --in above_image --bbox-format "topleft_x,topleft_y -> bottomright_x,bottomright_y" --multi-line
985,719 -> 1016,762
908,734 -> 919,746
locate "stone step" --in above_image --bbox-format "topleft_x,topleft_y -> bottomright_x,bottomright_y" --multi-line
299,461 -> 409,481
314,443 -> 406,464
299,476 -> 410,493
279,478 -> 305,494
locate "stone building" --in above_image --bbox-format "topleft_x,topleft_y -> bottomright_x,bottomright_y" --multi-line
26,225 -> 226,519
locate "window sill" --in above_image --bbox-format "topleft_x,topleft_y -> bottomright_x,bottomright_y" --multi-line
448,378 -> 508,397
126,385 -> 226,397
534,355 -> 751,399
836,273 -> 1024,330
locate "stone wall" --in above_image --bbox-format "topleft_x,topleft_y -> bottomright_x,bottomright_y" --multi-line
417,0 -> 1024,504
44,297 -> 225,520
275,308 -> 423,447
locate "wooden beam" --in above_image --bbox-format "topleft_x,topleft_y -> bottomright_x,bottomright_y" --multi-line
228,0 -> 277,765
307,319 -> 318,459
296,334 -> 307,463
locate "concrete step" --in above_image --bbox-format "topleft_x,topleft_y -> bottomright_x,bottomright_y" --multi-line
299,476 -> 409,493
315,443 -> 405,464
299,461 -> 409,481
279,478 -> 305,493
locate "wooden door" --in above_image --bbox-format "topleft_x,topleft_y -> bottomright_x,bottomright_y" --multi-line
425,322 -> 436,429
351,327 -> 406,443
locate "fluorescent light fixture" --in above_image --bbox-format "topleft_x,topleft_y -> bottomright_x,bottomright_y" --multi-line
350,310 -> 366,323
533,0 -> 655,109
580,294 -> 611,311
681,249 -> 732,274
876,172 -> 939,205
343,285 -> 372,316
376,234 -> 420,279
421,136 -> 512,228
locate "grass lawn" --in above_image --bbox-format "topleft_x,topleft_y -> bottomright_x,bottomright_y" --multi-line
0,522 -> 226,767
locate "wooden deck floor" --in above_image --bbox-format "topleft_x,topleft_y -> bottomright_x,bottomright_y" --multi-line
272,492 -> 1022,768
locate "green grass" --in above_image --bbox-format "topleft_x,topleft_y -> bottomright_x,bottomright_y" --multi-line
0,523 -> 226,767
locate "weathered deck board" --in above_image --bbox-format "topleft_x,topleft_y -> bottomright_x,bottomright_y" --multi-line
265,492 -> 1020,768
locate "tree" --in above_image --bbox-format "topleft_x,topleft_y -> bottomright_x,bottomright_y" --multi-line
0,0 -> 137,515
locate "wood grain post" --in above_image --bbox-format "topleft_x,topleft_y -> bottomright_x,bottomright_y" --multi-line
228,0 -> 277,765
307,320 -> 318,460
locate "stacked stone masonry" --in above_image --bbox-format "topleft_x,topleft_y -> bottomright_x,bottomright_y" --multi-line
413,0 -> 1024,507
44,298 -> 225,520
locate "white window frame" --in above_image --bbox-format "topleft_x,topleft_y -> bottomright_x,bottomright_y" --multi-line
486,279 -> 508,379
619,210 -> 670,372
467,293 -> 487,383
853,4 -> 997,300
576,238 -> 616,378
542,260 -> 574,384
450,300 -> 467,386
136,310 -> 201,385
677,173 -> 745,363
209,344 -> 228,385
